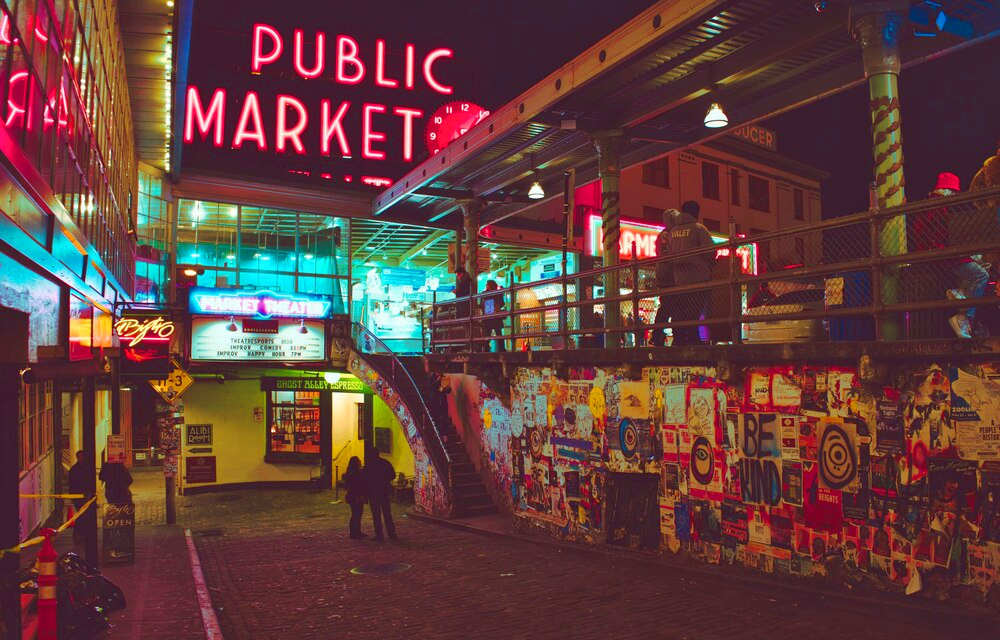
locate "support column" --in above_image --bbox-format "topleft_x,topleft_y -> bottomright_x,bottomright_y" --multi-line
460,199 -> 484,294
81,376 -> 98,566
593,132 -> 625,340
1,309 -> 28,640
853,3 -> 908,340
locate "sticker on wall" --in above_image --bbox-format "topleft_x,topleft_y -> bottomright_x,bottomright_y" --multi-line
686,386 -> 716,439
817,419 -> 859,492
779,415 -> 799,460
588,386 -> 606,425
618,381 -> 650,420
617,418 -> 640,459
663,384 -> 685,424
950,368 -> 1000,460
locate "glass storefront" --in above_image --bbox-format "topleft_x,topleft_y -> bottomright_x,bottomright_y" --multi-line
175,198 -> 349,314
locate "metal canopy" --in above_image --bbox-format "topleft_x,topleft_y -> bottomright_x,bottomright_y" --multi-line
373,0 -> 1000,226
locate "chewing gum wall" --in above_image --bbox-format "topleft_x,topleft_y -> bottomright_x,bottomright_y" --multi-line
448,363 -> 1000,605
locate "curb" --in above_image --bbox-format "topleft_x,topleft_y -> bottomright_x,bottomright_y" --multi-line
409,511 -> 1000,634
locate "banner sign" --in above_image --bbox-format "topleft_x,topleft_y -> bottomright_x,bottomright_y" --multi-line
261,377 -> 371,393
189,287 -> 332,319
186,424 -> 213,446
106,435 -> 128,464
114,314 -> 174,376
185,456 -> 217,484
190,317 -> 325,361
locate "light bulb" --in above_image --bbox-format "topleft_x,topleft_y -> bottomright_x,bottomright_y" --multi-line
704,102 -> 729,128
528,181 -> 545,199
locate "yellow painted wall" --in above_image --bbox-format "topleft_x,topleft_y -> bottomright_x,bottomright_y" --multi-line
181,379 -> 311,489
372,396 -> 415,478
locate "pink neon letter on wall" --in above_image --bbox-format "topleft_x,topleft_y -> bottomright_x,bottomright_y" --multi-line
392,106 -> 422,161
233,92 -> 267,150
320,100 -> 352,157
293,29 -> 325,79
362,103 -> 387,160
252,24 -> 283,72
184,87 -> 226,146
423,48 -> 453,94
5,71 -> 28,128
336,36 -> 365,85
404,44 -> 415,90
276,95 -> 308,154
374,39 -> 398,88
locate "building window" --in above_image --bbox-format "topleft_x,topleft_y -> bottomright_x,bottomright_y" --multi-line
702,162 -> 720,200
19,382 -> 53,473
642,158 -> 669,188
730,169 -> 741,206
793,188 -> 804,220
703,218 -> 721,233
642,205 -> 663,222
749,175 -> 770,212
266,391 -> 322,462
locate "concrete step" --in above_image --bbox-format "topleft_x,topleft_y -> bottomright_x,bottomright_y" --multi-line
454,492 -> 493,507
455,503 -> 500,517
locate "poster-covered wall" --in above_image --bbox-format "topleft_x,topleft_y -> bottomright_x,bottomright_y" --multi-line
453,362 -> 1000,605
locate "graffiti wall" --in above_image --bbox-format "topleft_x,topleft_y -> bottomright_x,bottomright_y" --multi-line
348,352 -> 450,516
492,362 -> 1000,605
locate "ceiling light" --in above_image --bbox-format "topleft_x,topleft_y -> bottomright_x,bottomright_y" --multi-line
259,255 -> 270,261
226,316 -> 238,332
304,253 -> 314,260
422,249 -> 428,255
528,180 -> 545,199
323,372 -> 341,385
190,252 -> 200,259
183,268 -> 198,277
226,253 -> 236,260
704,102 -> 728,128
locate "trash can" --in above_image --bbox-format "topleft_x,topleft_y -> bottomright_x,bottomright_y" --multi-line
826,271 -> 875,341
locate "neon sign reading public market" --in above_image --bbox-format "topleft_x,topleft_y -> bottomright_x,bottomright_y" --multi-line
184,23 -> 456,162
189,287 -> 333,319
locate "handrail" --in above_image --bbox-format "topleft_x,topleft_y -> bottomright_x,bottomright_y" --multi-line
430,185 -> 1000,351
350,322 -> 452,481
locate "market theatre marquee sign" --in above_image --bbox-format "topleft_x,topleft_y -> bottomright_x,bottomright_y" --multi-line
182,12 -> 487,186
188,288 -> 332,362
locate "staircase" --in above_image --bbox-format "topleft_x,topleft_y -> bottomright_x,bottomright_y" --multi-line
351,325 -> 497,518
404,357 -> 498,518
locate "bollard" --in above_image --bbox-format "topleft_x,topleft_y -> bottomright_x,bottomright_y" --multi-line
37,528 -> 58,639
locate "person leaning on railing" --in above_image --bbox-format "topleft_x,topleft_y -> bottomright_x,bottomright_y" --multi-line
666,201 -> 716,346
650,208 -> 676,346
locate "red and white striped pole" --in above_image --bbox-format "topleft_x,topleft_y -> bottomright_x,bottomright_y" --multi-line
37,527 -> 57,640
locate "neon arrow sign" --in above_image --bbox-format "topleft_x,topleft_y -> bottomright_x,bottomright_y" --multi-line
189,287 -> 333,319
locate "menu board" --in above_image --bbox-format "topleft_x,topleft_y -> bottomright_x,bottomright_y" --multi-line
190,317 -> 325,361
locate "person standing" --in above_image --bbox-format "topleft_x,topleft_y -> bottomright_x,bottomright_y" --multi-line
650,209 -> 676,346
98,458 -> 133,504
482,280 -> 506,352
667,201 -> 716,345
453,267 -> 473,349
67,450 -> 88,543
342,456 -> 367,539
364,447 -> 397,541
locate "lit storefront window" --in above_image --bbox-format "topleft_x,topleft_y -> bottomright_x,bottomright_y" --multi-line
175,198 -> 348,313
136,169 -> 170,303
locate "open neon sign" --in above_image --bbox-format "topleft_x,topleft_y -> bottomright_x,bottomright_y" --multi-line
184,23 -> 459,162
586,214 -> 757,275
189,287 -> 333,319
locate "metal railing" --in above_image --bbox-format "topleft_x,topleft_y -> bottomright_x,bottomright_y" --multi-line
350,322 -> 452,485
430,186 -> 1000,351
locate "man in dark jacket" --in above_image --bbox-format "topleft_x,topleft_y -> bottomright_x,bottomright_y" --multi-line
650,209 -> 676,346
67,450 -> 89,542
667,201 -> 716,345
364,447 -> 397,541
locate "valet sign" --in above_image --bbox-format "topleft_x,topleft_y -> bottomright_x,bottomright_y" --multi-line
188,288 -> 329,362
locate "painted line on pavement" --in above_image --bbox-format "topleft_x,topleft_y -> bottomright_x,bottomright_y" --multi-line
184,528 -> 224,640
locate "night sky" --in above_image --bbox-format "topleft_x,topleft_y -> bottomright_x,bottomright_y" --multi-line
484,1 -> 1000,219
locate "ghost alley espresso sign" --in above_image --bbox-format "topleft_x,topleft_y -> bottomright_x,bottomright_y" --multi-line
183,15 -> 485,186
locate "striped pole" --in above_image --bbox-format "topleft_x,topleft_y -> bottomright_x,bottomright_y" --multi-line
36,528 -> 57,640
853,5 -> 908,340
593,133 -> 625,340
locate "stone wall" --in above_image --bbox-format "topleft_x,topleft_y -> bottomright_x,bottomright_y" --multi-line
466,362 -> 1000,606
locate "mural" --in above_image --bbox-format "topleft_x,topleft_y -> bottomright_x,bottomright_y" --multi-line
471,362 -> 1000,606
348,352 -> 450,516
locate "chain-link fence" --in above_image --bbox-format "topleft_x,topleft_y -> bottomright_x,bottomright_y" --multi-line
430,186 -> 1000,351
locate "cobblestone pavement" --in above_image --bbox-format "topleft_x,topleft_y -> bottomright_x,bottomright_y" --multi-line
170,484 -> 995,640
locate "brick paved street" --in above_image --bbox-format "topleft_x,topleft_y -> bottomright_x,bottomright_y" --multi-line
145,476 -> 993,640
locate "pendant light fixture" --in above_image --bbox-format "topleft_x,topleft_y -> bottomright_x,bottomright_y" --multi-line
527,153 -> 545,199
704,101 -> 728,128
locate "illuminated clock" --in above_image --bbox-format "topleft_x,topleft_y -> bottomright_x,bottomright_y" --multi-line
424,100 -> 490,155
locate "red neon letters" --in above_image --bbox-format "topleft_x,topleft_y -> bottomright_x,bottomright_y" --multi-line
185,23 -> 456,162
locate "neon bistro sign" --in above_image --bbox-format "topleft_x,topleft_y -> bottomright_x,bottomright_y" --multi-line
586,214 -> 757,274
114,317 -> 175,347
184,23 -> 457,162
189,288 -> 332,319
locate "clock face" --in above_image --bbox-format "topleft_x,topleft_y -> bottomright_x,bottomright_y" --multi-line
424,101 -> 490,155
